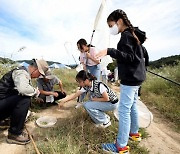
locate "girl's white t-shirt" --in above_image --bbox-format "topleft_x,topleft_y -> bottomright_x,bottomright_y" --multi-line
80,81 -> 107,94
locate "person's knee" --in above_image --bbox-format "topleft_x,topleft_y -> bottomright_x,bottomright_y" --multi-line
119,104 -> 131,113
83,101 -> 91,109
20,96 -> 31,107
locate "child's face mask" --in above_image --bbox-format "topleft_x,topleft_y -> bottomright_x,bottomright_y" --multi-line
109,23 -> 119,35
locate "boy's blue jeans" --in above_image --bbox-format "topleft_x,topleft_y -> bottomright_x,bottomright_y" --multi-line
116,84 -> 140,148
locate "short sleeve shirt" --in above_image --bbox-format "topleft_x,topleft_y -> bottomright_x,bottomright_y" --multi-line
80,80 -> 107,94
37,75 -> 60,91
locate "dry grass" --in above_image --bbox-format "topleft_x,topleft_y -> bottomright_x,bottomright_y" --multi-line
27,108 -> 148,154
142,63 -> 180,131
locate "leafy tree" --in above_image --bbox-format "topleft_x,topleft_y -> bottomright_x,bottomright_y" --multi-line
107,59 -> 117,72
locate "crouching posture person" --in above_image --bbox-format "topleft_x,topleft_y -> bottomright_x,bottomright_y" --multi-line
36,70 -> 66,104
58,70 -> 118,128
0,59 -> 49,145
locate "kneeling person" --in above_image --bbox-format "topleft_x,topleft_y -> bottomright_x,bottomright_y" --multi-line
59,70 -> 118,128
0,59 -> 49,145
37,71 -> 66,104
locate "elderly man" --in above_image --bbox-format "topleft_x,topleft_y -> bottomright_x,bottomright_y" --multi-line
36,70 -> 66,104
0,59 -> 49,145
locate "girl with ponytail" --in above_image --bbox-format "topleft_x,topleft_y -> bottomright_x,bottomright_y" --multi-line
58,70 -> 118,128
77,38 -> 101,80
96,9 -> 146,153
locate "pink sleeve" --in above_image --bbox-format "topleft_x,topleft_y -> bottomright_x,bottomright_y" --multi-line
90,47 -> 100,60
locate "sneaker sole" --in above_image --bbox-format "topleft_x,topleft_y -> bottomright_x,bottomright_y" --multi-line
103,149 -> 119,154
96,121 -> 111,128
102,144 -> 129,154
0,126 -> 9,130
102,143 -> 119,154
129,136 -> 141,142
103,121 -> 111,128
119,151 -> 129,154
6,138 -> 30,145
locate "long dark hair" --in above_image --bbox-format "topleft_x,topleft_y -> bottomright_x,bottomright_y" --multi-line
107,9 -> 140,44
76,70 -> 96,82
77,38 -> 94,51
77,38 -> 87,50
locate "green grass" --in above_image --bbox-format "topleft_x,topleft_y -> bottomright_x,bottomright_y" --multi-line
27,108 -> 148,154
0,63 -> 18,78
142,63 -> 180,131
2,62 -> 179,153
52,69 -> 78,94
29,69 -> 148,153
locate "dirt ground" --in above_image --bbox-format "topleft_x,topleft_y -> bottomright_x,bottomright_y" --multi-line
139,112 -> 180,154
0,86 -> 179,154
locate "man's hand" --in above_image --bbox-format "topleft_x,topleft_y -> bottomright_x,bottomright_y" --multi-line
52,92 -> 58,97
35,88 -> 40,98
61,89 -> 66,95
